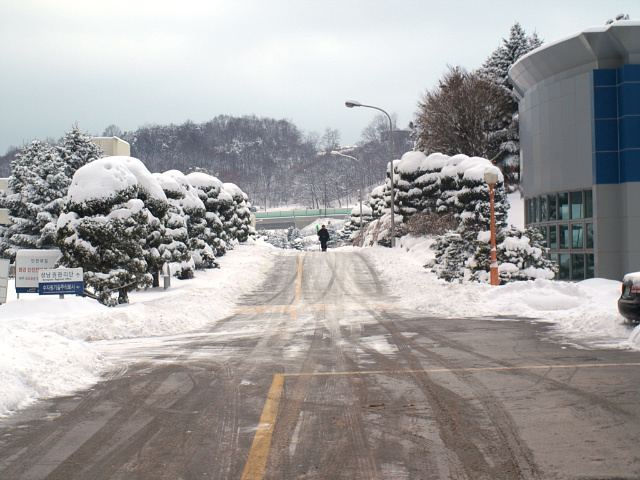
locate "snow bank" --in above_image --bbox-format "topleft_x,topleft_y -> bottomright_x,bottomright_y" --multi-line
0,240 -> 277,416
366,237 -> 639,351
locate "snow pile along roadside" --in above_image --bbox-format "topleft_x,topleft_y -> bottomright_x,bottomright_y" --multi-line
366,237 -> 640,351
0,240 -> 277,416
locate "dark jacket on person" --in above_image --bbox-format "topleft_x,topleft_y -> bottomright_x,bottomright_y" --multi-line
318,227 -> 330,243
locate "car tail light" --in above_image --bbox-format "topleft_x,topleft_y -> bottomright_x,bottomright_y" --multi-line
632,284 -> 640,295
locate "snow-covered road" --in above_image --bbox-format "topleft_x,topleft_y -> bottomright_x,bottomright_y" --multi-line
1,248 -> 639,479
1,238 -> 638,419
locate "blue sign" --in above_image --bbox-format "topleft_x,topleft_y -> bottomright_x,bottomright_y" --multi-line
38,281 -> 84,295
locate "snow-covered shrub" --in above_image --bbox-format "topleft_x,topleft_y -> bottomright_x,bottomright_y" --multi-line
187,172 -> 228,256
368,186 -> 386,218
161,170 -> 217,270
360,212 -> 402,247
338,203 -> 374,244
259,227 -> 303,250
56,157 -> 168,305
428,232 -> 474,282
153,172 -> 196,279
222,183 -> 255,244
470,226 -> 557,283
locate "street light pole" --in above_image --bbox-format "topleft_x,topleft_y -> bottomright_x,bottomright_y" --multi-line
484,171 -> 500,286
345,100 -> 396,247
331,151 -> 364,247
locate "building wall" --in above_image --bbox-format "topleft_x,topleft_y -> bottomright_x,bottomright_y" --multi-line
92,137 -> 130,157
519,70 -> 593,197
511,21 -> 640,281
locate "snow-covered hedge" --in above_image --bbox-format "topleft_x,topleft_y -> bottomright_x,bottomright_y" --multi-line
55,156 -> 254,305
363,150 -> 556,283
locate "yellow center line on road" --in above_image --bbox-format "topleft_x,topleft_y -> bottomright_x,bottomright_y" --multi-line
242,362 -> 640,478
233,303 -> 399,316
289,254 -> 304,320
240,373 -> 285,480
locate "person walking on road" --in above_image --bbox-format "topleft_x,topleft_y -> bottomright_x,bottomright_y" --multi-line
318,224 -> 330,252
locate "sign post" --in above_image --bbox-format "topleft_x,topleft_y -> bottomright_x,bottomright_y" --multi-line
38,268 -> 84,297
0,259 -> 9,305
15,249 -> 62,295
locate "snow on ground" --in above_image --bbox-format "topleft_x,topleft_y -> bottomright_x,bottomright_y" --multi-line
361,235 -> 639,352
0,239 -> 277,416
1,195 -> 639,417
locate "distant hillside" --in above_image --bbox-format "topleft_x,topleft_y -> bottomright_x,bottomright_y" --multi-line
2,115 -> 414,209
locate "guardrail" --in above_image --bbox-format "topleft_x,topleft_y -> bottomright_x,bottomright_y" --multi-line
254,208 -> 351,219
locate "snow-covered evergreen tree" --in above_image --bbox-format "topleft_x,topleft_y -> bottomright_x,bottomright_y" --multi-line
368,185 -> 386,218
186,172 -> 228,256
152,172 -> 194,280
1,141 -> 57,258
56,157 -> 168,305
395,151 -> 428,220
221,183 -> 255,244
480,23 -> 543,188
469,226 -> 557,283
56,124 -> 104,179
0,126 -> 103,260
162,170 -> 218,270
339,204 -> 374,243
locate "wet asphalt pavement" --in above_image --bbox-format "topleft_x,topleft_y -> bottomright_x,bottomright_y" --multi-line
1,250 -> 639,479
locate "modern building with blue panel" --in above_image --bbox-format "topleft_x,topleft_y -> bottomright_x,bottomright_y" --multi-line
509,21 -> 640,281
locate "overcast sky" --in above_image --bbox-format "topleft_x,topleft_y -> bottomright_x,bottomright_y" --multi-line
1,0 -> 637,155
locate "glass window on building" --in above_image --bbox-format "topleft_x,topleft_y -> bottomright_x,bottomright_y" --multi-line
539,226 -> 547,247
572,224 -> 583,249
570,191 -> 583,219
549,225 -> 557,248
525,199 -> 531,224
548,194 -> 557,221
559,224 -> 569,249
558,193 -> 569,220
533,197 -> 539,223
558,254 -> 570,280
586,254 -> 595,279
584,189 -> 593,218
540,195 -> 547,222
586,223 -> 594,249
572,254 -> 585,280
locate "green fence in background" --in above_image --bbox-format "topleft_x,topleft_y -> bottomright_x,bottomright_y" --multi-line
254,208 -> 351,219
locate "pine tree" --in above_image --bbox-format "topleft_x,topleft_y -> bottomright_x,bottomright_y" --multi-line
56,124 -> 104,178
153,172 -> 196,279
221,183 -> 255,244
162,170 -> 218,270
186,172 -> 228,256
469,226 -> 557,283
1,141 -> 64,259
480,23 -> 543,188
0,125 -> 103,260
57,157 -> 174,305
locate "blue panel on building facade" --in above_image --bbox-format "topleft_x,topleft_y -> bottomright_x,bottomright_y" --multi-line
620,149 -> 640,183
592,118 -> 619,152
618,64 -> 640,83
592,69 -> 617,86
618,82 -> 640,116
593,151 -> 620,184
620,116 -> 640,150
593,86 -> 618,119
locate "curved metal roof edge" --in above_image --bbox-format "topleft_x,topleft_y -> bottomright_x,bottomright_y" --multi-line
509,20 -> 640,95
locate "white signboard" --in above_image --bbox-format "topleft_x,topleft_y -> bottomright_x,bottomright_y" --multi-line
38,268 -> 84,295
0,258 -> 9,304
15,249 -> 62,293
